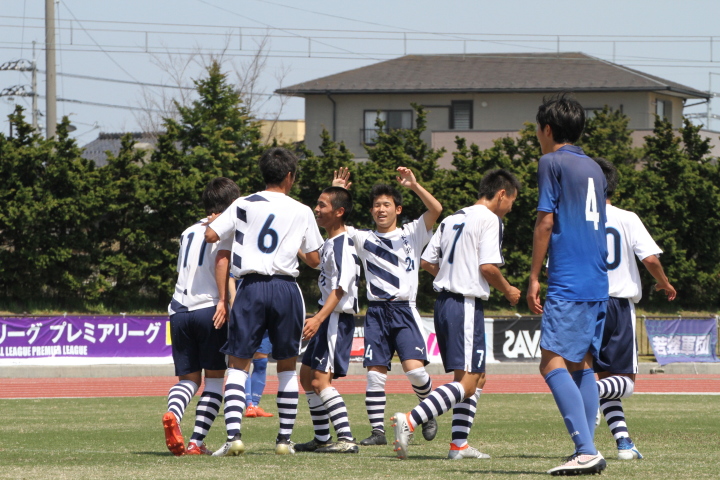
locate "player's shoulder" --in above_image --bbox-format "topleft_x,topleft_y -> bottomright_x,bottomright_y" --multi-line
182,219 -> 206,237
607,204 -> 641,222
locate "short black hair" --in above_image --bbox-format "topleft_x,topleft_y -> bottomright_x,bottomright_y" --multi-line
536,93 -> 585,144
202,177 -> 241,215
370,184 -> 402,208
259,147 -> 298,186
322,186 -> 353,221
477,169 -> 522,200
593,157 -> 618,198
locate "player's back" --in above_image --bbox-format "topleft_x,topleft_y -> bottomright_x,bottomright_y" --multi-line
169,220 -> 230,315
606,204 -> 661,303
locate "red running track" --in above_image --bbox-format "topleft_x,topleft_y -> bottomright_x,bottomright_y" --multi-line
1,374 -> 719,399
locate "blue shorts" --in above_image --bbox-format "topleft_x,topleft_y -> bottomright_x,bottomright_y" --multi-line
363,301 -> 428,369
256,331 -> 272,355
434,292 -> 486,373
301,312 -> 355,378
170,305 -> 228,376
594,297 -> 638,374
222,274 -> 305,361
540,297 -> 606,363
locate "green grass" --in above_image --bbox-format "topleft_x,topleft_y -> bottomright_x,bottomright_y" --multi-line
0,394 -> 718,479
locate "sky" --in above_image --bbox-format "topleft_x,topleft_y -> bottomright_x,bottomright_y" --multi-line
2,0 -> 720,145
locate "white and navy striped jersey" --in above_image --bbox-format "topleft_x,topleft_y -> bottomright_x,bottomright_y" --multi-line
318,231 -> 361,314
606,204 -> 662,303
168,220 -> 232,315
348,214 -> 433,302
209,191 -> 323,278
421,205 -> 504,300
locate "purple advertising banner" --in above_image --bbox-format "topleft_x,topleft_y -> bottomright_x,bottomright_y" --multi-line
645,318 -> 719,366
0,316 -> 172,365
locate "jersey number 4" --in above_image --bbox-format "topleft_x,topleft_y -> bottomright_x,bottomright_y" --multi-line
585,177 -> 600,230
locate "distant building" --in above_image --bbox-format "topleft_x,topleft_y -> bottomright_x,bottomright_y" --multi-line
259,119 -> 305,145
81,132 -> 158,167
276,52 -> 715,167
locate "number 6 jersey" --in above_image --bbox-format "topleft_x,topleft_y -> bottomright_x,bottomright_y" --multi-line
209,191 -> 323,278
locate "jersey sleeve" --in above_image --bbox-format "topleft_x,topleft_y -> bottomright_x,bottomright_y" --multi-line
217,234 -> 233,252
421,224 -> 442,264
405,213 -> 434,251
477,215 -> 504,266
300,206 -> 324,254
537,156 -> 560,213
208,202 -> 236,241
629,212 -> 662,260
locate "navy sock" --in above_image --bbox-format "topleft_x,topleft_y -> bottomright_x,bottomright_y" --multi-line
571,369 -> 599,441
545,368 -> 597,455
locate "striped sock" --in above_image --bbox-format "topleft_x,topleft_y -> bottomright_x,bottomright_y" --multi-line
452,388 -> 481,448
600,398 -> 630,441
190,377 -> 223,444
319,387 -> 353,441
365,371 -> 387,433
406,367 -> 432,402
409,382 -> 464,428
222,368 -> 247,440
597,376 -> 635,399
306,392 -> 331,443
167,379 -> 198,423
277,370 -> 299,442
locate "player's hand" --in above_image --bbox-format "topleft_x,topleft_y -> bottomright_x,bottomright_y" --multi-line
655,281 -> 677,301
213,302 -> 228,329
302,315 -> 323,340
332,167 -> 352,189
504,286 -> 521,306
396,166 -> 418,189
526,278 -> 543,314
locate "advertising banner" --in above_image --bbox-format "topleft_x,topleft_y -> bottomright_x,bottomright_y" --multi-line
0,316 -> 172,366
645,318 -> 719,366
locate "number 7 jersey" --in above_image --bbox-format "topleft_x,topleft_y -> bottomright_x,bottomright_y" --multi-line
209,191 -> 323,278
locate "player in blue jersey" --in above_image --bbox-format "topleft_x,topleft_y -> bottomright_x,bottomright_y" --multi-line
593,157 -> 676,460
163,177 -> 240,456
295,186 -> 362,454
391,169 -> 522,460
527,94 -> 609,476
205,147 -> 324,456
332,167 -> 442,447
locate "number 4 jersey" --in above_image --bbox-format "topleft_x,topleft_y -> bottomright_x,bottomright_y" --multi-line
209,191 -> 323,278
421,204 -> 504,300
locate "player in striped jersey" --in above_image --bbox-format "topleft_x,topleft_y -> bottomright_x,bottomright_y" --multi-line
593,158 -> 676,460
295,186 -> 362,454
391,169 -> 522,460
205,147 -> 324,456
333,167 -> 443,447
163,177 -> 240,456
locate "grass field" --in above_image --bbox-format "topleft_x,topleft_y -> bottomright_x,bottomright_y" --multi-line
0,393 -> 718,479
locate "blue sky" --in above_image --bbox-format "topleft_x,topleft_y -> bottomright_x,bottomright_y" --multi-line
2,0 -> 720,143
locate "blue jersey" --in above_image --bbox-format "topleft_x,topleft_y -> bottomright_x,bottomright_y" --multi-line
537,145 -> 608,301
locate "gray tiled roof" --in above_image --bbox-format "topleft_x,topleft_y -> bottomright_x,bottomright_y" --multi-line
276,52 -> 709,99
81,132 -> 160,167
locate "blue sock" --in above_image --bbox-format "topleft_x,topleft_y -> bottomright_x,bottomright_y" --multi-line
545,368 -> 597,455
244,370 -> 253,407
250,357 -> 268,406
571,368 -> 599,440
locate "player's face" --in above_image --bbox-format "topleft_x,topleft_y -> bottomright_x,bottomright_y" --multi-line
314,193 -> 336,229
496,191 -> 517,218
371,195 -> 401,231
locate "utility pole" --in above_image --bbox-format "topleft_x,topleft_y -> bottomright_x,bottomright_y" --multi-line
32,41 -> 38,131
45,0 -> 57,139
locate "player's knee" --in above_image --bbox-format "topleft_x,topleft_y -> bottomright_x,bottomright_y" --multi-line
252,356 -> 268,374
620,377 -> 635,398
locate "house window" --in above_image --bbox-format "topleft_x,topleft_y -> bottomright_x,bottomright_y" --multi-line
450,101 -> 473,130
363,110 -> 412,144
656,99 -> 671,121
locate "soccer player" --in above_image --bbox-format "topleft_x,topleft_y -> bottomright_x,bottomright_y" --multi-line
392,169 -> 522,460
526,94 -> 609,476
334,167 -> 443,447
205,147 -> 324,456
163,177 -> 240,456
593,157 -> 676,460
295,186 -> 362,454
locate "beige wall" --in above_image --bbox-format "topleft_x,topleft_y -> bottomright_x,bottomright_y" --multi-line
259,119 -> 305,145
303,91 -> 689,160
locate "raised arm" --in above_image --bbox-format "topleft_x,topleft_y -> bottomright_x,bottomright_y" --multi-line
527,211 -> 553,314
331,167 -> 353,189
641,255 -> 677,301
396,166 -> 442,230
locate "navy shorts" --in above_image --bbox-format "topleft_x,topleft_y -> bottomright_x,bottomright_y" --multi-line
540,297 -> 606,363
222,274 -> 305,361
256,331 -> 272,355
434,291 -> 486,374
170,305 -> 228,376
363,301 -> 428,369
301,312 -> 355,378
594,297 -> 638,374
